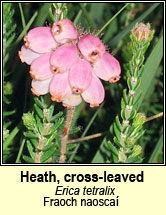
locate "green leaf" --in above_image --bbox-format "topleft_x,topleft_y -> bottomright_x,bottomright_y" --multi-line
115,116 -> 122,131
45,132 -> 58,146
34,104 -> 44,119
35,114 -> 43,134
34,97 -> 45,109
123,89 -> 128,104
22,155 -> 34,163
3,110 -> 16,117
30,139 -> 38,148
113,122 -> 121,142
23,132 -> 38,139
49,105 -> 55,119
125,156 -> 143,163
50,112 -> 63,123
48,118 -> 64,135
27,141 -> 35,159
40,148 -> 56,163
107,141 -> 118,156
69,127 -> 81,135
42,141 -> 57,152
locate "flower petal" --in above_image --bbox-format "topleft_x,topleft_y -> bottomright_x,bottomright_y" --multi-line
49,72 -> 72,103
68,59 -> 92,94
18,45 -> 42,65
62,94 -> 82,109
31,78 -> 52,96
78,34 -> 105,62
30,52 -> 54,80
50,44 -> 78,73
93,52 -> 121,83
24,27 -> 58,53
51,19 -> 78,44
82,74 -> 105,107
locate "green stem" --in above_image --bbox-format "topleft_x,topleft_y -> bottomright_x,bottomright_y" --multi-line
15,138 -> 26,163
96,3 -> 130,36
74,3 -> 87,25
15,11 -> 38,45
79,3 -> 94,30
19,3 -> 26,31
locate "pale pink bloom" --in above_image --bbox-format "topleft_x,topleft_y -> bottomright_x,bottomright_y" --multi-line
93,52 -> 121,83
31,78 -> 52,96
62,94 -> 82,109
24,27 -> 58,53
82,74 -> 105,107
52,19 -> 78,44
19,19 -> 121,109
68,59 -> 92,94
18,45 -> 42,65
50,44 -> 78,73
30,52 -> 53,80
49,72 -> 72,102
78,35 -> 105,62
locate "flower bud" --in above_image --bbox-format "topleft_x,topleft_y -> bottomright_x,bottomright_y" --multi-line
78,34 -> 105,63
133,113 -> 146,126
132,23 -> 154,42
24,27 -> 58,53
52,19 -> 78,44
22,112 -> 37,131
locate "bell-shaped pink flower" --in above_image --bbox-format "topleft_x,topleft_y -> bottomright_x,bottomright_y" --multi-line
50,44 -> 78,73
68,59 -> 92,94
82,74 -> 105,107
62,94 -> 82,109
18,45 -> 42,65
30,52 -> 54,80
78,35 -> 105,62
49,72 -> 72,103
24,27 -> 58,53
31,78 -> 52,96
51,19 -> 78,44
93,52 -> 121,83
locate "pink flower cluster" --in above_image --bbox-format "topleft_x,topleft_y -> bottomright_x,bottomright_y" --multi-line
19,19 -> 121,109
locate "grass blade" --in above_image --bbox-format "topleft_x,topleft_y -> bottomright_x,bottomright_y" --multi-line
109,3 -> 160,47
148,135 -> 163,163
33,3 -> 52,27
135,34 -> 163,110
79,3 -> 94,29
96,3 -> 129,37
